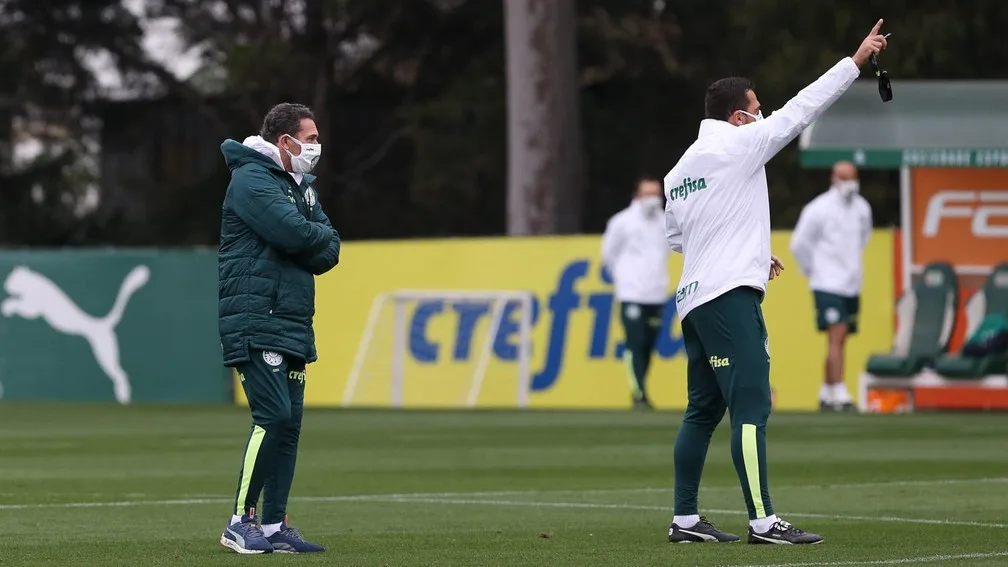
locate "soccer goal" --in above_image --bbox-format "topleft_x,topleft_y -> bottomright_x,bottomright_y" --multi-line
342,290 -> 535,409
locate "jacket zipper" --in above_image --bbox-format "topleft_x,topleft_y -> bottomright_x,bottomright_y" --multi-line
269,278 -> 279,315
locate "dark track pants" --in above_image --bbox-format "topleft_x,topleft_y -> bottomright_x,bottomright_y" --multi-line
673,287 -> 774,521
620,302 -> 663,401
232,349 -> 306,524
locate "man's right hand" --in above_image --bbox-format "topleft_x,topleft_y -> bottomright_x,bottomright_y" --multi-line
852,19 -> 889,68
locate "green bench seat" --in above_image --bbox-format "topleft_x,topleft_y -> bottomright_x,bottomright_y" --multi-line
932,262 -> 1008,378
866,262 -> 958,378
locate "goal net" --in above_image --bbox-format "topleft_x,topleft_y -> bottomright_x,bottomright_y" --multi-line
342,290 -> 534,409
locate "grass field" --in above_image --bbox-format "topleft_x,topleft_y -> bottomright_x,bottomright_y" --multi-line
1,404 -> 1007,566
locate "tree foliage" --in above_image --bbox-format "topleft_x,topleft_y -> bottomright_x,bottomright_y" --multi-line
3,0 -> 1007,245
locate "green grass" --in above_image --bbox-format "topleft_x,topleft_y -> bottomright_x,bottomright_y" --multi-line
1,405 -> 1007,566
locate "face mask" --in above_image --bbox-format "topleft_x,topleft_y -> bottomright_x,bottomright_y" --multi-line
834,179 -> 860,199
738,109 -> 763,123
639,195 -> 663,216
283,136 -> 322,174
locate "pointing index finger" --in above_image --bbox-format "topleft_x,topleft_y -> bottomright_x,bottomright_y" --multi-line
870,18 -> 884,35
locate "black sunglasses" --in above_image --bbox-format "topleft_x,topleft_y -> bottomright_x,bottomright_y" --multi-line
870,34 -> 892,102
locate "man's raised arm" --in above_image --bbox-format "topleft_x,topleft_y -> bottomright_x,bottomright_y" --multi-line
743,19 -> 888,170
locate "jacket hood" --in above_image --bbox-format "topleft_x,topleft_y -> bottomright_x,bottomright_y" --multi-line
220,136 -> 316,185
220,137 -> 286,172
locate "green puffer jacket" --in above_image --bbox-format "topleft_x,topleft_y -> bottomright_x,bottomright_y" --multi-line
218,137 -> 341,366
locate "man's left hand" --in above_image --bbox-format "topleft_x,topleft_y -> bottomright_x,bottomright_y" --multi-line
769,255 -> 784,281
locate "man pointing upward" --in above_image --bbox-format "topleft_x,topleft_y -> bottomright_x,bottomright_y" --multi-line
663,21 -> 888,545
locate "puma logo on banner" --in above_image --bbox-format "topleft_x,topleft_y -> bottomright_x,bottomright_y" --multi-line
1,265 -> 151,404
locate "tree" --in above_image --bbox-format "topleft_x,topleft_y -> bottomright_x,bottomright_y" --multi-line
6,0 -> 1008,245
0,0 -> 228,245
0,0 -> 145,244
504,0 -> 583,235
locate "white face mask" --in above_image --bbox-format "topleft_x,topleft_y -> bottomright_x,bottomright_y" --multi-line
283,136 -> 322,174
738,109 -> 763,123
639,195 -> 663,217
834,179 -> 860,199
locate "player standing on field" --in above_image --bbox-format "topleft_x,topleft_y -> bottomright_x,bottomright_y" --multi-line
790,160 -> 873,412
217,103 -> 341,554
663,21 -> 888,545
600,177 -> 671,410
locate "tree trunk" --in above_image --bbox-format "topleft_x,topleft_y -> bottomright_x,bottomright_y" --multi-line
0,102 -> 12,177
504,0 -> 583,235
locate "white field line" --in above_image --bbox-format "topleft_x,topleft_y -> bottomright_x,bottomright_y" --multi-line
385,476 -> 1008,498
0,477 -> 1005,504
2,490 -> 1006,530
719,550 -> 1008,567
0,477 -> 1003,506
1,477 -> 1003,510
336,497 -> 1008,530
0,498 -> 229,510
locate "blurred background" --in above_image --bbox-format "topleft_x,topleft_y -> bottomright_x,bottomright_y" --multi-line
11,0 -> 1008,245
2,2 -> 1008,565
0,0 -> 1006,409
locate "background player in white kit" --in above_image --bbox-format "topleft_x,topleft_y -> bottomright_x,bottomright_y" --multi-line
663,20 -> 888,545
790,160 -> 873,412
600,176 -> 671,410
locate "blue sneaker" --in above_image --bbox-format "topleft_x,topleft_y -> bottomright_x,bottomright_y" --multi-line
220,514 -> 274,554
266,521 -> 325,553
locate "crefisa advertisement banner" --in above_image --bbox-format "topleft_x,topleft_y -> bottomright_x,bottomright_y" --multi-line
0,236 -> 894,410
236,231 -> 895,412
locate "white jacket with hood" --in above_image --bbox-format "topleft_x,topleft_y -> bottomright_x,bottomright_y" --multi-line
601,197 -> 671,304
790,184 -> 873,297
663,57 -> 861,320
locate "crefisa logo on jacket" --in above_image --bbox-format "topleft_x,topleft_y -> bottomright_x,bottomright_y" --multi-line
667,177 -> 708,201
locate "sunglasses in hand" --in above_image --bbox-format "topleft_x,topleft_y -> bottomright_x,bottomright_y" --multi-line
870,33 -> 892,102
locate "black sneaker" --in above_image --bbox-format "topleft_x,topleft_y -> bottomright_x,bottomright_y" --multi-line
668,517 -> 740,543
747,519 -> 823,545
838,401 -> 857,412
633,397 -> 654,411
819,400 -> 839,412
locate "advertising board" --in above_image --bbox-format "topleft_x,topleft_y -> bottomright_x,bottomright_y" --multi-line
235,232 -> 894,411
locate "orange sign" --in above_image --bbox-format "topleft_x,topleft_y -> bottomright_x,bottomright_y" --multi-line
865,388 -> 913,414
911,168 -> 1008,268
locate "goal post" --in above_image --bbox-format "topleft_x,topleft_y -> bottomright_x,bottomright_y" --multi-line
343,290 -> 534,409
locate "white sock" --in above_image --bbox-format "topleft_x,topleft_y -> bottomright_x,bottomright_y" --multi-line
262,522 -> 283,537
832,382 -> 853,404
230,514 -> 243,525
673,514 -> 700,528
750,514 -> 779,534
818,384 -> 832,403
